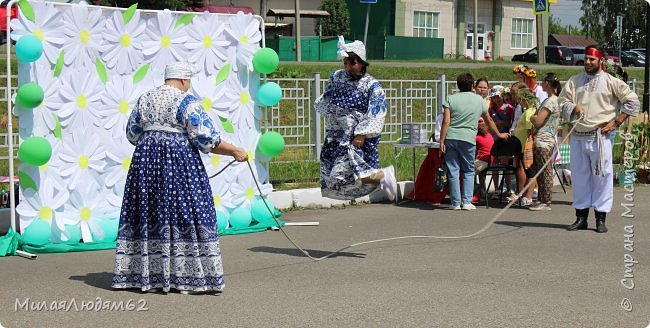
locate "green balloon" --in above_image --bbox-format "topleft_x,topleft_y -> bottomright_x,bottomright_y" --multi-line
257,131 -> 285,157
229,207 -> 252,228
252,48 -> 279,74
16,83 -> 44,109
18,136 -> 52,166
257,82 -> 282,106
18,137 -> 51,166
251,198 -> 277,223
21,219 -> 51,245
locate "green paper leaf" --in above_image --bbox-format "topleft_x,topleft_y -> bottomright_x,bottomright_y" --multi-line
17,170 -> 37,192
132,63 -> 150,84
215,64 -> 231,85
95,59 -> 108,84
53,51 -> 64,77
123,3 -> 138,24
219,116 -> 234,133
174,13 -> 195,29
18,0 -> 35,23
52,114 -> 62,140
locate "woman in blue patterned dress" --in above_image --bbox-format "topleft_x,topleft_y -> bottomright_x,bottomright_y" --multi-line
314,37 -> 397,201
112,62 -> 248,294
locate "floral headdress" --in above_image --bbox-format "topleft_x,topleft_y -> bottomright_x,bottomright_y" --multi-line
513,64 -> 537,78
487,85 -> 510,98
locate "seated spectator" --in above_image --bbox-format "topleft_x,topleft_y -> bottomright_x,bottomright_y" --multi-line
473,117 -> 494,203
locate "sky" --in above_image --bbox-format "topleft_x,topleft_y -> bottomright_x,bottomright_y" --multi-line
550,0 -> 584,28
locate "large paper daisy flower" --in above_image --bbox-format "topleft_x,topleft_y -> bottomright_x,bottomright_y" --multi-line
225,12 -> 261,72
58,131 -> 106,190
97,75 -> 143,138
185,13 -> 230,75
53,69 -> 104,130
15,61 -> 61,137
142,9 -> 189,74
57,183 -> 110,242
101,10 -> 146,74
102,137 -> 134,188
10,0 -> 65,64
17,178 -> 69,235
189,73 -> 228,121
61,2 -> 104,68
220,77 -> 259,129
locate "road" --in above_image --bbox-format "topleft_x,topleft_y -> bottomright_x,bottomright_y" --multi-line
1,185 -> 648,327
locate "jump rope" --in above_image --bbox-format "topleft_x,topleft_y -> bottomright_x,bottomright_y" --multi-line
210,116 -> 585,262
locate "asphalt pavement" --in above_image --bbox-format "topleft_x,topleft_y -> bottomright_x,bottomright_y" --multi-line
1,185 -> 648,327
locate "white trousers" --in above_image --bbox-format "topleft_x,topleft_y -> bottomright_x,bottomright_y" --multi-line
569,136 -> 613,212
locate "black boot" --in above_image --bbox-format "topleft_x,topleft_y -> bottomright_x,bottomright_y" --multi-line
567,208 -> 589,231
595,211 -> 608,233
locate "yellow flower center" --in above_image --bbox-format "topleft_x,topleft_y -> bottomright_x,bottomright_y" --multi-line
203,35 -> 212,48
202,98 -> 213,111
79,29 -> 90,45
246,187 -> 255,200
161,35 -> 171,48
80,207 -> 92,221
39,163 -> 48,171
239,35 -> 249,43
76,95 -> 87,109
240,91 -> 250,105
213,194 -> 221,207
119,100 -> 129,115
78,155 -> 89,169
38,206 -> 53,221
211,155 -> 220,168
120,33 -> 131,47
33,28 -> 44,41
246,150 -> 254,163
122,157 -> 131,171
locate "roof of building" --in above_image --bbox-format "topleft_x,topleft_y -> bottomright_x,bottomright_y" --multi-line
549,34 -> 598,48
266,8 -> 330,18
193,4 -> 255,15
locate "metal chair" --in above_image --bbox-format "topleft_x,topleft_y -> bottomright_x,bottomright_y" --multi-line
479,137 -> 522,208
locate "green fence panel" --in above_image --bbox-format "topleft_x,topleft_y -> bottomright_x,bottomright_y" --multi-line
265,36 -> 322,61
384,36 -> 444,60
320,37 -> 339,61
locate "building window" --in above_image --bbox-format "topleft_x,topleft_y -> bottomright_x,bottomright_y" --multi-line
412,11 -> 439,38
511,18 -> 534,49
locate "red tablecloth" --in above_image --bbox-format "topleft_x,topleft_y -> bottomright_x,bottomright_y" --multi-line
405,148 -> 448,203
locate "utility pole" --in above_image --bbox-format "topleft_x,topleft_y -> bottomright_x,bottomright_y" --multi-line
473,0 -> 478,60
295,0 -> 301,62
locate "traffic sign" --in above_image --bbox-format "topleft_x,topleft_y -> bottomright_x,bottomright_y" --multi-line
533,0 -> 548,14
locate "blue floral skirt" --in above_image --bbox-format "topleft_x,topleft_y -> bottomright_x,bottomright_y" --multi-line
112,131 -> 224,293
320,136 -> 381,200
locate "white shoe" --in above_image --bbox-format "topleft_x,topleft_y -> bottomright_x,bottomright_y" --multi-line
461,204 -> 476,211
529,202 -> 551,211
449,204 -> 461,210
520,197 -> 533,207
380,166 -> 397,201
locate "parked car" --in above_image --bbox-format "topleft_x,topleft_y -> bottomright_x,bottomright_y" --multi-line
630,48 -> 646,57
512,46 -> 574,65
569,47 -> 585,66
620,51 -> 645,67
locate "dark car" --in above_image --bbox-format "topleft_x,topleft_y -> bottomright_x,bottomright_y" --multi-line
620,51 -> 644,67
512,46 -> 574,65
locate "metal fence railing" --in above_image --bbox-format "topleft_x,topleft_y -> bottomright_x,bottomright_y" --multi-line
0,75 -> 643,163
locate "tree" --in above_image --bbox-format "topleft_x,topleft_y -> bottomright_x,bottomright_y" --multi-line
580,0 -> 646,49
315,0 -> 350,37
98,0 -> 205,11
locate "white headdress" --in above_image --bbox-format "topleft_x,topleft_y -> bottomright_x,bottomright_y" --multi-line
164,61 -> 198,80
337,35 -> 367,62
